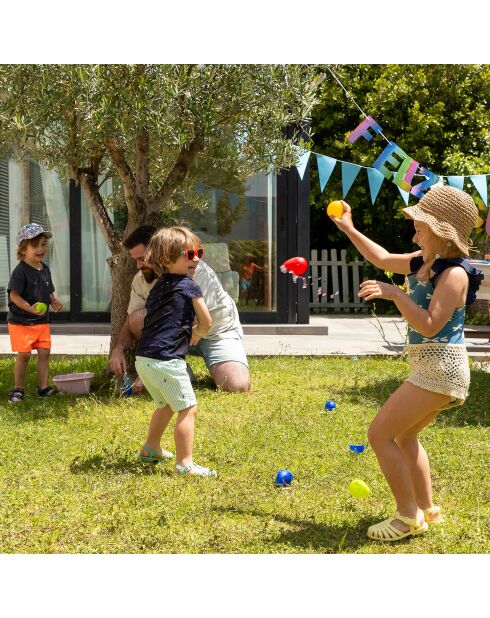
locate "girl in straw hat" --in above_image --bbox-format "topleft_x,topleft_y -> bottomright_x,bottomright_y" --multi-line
330,185 -> 483,541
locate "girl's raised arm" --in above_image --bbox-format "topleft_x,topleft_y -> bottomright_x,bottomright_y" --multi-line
329,201 -> 420,275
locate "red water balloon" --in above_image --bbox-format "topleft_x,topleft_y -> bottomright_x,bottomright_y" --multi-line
281,256 -> 309,276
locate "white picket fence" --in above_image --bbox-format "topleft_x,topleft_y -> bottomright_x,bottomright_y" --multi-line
310,249 -> 368,313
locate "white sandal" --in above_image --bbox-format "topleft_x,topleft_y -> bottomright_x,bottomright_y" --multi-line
367,511 -> 428,542
424,505 -> 443,524
175,462 -> 217,478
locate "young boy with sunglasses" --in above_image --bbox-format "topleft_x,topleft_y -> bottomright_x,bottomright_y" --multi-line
134,226 -> 217,477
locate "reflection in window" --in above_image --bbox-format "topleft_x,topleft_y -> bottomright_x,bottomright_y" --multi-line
81,181 -> 113,312
178,173 -> 276,312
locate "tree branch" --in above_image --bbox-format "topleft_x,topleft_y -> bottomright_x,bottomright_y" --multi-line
78,171 -> 119,254
106,137 -> 138,218
146,134 -> 204,221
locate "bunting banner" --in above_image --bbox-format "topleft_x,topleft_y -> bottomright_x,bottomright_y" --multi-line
296,148 -> 489,208
470,175 -> 488,206
316,154 -> 336,192
295,66 -> 489,238
366,167 -> 385,204
341,162 -> 362,198
295,150 -> 311,181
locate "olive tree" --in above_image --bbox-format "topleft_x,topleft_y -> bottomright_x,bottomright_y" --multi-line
0,64 -> 318,348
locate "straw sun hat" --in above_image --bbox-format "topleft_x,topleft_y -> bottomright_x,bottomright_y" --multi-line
402,185 -> 478,256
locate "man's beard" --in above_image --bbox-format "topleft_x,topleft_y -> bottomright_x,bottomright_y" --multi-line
141,268 -> 157,283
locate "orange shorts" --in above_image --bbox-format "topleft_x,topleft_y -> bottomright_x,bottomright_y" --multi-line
8,323 -> 51,353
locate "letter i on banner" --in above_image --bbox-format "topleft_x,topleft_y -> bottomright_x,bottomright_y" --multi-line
394,158 -> 419,192
348,116 -> 383,144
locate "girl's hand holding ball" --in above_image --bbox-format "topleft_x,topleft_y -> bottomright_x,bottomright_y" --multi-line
326,200 -> 354,232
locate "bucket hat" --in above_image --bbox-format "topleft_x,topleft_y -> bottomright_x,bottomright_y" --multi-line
16,223 -> 52,246
402,185 -> 478,255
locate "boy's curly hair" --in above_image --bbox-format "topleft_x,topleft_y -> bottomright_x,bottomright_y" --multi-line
144,226 -> 202,276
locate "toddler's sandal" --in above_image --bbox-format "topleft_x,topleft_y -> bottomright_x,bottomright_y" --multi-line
8,388 -> 25,403
367,511 -> 428,542
175,462 -> 217,478
37,386 -> 62,398
139,444 -> 174,463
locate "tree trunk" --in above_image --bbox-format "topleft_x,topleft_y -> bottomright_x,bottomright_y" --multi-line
108,251 -> 138,356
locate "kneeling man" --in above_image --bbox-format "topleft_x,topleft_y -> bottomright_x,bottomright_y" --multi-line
109,225 -> 250,392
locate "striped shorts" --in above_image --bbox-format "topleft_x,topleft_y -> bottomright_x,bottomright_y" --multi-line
135,356 -> 197,412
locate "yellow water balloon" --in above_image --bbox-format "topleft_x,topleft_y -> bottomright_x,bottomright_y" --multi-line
327,200 -> 344,219
34,302 -> 47,314
349,479 -> 371,499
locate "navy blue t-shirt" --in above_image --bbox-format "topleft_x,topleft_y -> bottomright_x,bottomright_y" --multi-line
7,261 -> 54,325
136,273 -> 203,361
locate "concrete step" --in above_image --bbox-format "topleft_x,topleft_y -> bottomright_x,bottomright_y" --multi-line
0,322 -> 329,336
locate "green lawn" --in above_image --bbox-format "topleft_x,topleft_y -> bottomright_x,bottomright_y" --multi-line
0,355 -> 488,554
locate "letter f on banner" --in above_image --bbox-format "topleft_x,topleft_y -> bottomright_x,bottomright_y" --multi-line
348,116 -> 383,144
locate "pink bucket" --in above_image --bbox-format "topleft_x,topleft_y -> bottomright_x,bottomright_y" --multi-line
52,372 -> 95,395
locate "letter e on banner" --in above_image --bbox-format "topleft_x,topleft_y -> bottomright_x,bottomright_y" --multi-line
373,142 -> 411,181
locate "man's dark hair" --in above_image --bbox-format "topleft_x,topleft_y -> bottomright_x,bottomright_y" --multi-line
122,225 -> 157,250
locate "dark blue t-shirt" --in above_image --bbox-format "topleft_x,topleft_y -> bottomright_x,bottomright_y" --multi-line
7,261 -> 54,325
136,273 -> 203,361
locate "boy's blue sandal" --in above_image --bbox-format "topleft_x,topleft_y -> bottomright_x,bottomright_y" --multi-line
139,444 -> 175,463
8,388 -> 24,403
175,462 -> 218,478
37,386 -> 62,398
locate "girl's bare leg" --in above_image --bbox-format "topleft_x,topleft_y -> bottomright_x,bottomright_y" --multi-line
395,409 -> 441,514
367,381 -> 451,532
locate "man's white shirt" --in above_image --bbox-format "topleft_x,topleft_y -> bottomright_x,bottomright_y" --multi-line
127,260 -> 243,340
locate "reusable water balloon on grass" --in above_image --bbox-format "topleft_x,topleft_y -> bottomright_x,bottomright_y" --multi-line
275,469 -> 294,486
349,479 -> 371,498
349,444 -> 365,454
324,400 -> 337,411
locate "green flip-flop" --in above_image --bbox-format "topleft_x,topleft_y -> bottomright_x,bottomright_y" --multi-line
139,444 -> 174,463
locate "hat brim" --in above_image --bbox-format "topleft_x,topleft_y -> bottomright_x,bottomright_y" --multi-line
31,230 -> 52,239
402,205 -> 469,255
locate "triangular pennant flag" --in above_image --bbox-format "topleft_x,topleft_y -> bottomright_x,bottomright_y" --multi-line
341,161 -> 362,198
398,184 -> 410,205
316,154 -> 336,192
367,167 -> 385,205
447,176 -> 465,190
470,175 -> 488,206
296,151 -> 311,181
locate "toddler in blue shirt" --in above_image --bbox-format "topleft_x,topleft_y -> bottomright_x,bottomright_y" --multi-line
135,226 -> 216,477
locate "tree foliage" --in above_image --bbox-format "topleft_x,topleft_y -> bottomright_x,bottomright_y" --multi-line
0,64 -> 318,247
0,64 -> 318,344
310,64 -> 490,255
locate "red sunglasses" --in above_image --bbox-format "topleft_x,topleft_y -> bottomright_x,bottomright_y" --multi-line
180,247 -> 204,261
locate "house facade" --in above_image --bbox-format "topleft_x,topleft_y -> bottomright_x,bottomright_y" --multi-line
0,156 -> 310,325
